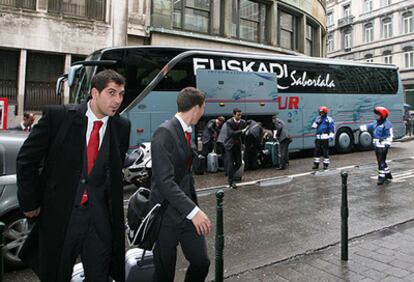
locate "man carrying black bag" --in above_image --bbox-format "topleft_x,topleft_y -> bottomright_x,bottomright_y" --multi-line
150,87 -> 212,282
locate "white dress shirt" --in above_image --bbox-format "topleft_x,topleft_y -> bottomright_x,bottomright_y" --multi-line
174,114 -> 199,220
85,101 -> 109,148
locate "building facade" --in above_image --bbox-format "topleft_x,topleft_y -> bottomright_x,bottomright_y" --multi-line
0,0 -> 327,123
326,0 -> 414,105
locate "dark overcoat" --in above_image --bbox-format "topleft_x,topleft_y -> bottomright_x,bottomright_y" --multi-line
16,103 -> 130,282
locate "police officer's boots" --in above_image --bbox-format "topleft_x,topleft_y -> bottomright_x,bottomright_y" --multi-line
377,177 -> 386,185
312,163 -> 319,170
323,163 -> 329,170
386,173 -> 393,180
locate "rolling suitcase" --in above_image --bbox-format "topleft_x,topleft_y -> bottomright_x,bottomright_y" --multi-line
125,248 -> 155,282
234,160 -> 245,182
207,152 -> 219,172
265,141 -> 280,167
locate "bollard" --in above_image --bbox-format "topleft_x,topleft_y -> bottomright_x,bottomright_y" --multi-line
215,190 -> 224,282
341,172 -> 349,261
0,222 -> 5,282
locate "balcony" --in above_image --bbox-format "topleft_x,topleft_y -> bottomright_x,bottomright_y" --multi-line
338,16 -> 355,28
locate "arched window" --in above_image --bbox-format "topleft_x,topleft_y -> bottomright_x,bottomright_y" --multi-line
403,12 -> 413,34
364,23 -> 373,42
383,50 -> 392,64
382,17 -> 392,38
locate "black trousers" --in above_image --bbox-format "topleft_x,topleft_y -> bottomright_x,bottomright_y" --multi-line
244,141 -> 259,171
225,145 -> 242,185
58,206 -> 111,282
314,139 -> 330,164
153,220 -> 210,282
279,139 -> 290,167
375,146 -> 390,179
201,140 -> 214,158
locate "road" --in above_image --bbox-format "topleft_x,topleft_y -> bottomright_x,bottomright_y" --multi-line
5,139 -> 414,281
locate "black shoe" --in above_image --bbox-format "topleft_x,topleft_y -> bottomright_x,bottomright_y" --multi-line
312,163 -> 319,170
386,173 -> 393,179
323,164 -> 329,170
230,183 -> 238,189
377,178 -> 385,185
277,165 -> 286,170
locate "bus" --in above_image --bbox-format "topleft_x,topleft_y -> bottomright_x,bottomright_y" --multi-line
58,46 -> 405,153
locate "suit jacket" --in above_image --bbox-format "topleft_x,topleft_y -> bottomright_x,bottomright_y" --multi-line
223,118 -> 247,150
150,117 -> 198,226
201,119 -> 219,144
16,103 -> 130,282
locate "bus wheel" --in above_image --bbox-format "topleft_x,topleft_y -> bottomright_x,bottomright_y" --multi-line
357,131 -> 373,151
335,128 -> 354,153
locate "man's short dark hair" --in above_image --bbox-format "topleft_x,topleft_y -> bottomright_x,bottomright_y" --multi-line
233,108 -> 242,115
91,69 -> 126,93
217,116 -> 225,123
177,87 -> 205,112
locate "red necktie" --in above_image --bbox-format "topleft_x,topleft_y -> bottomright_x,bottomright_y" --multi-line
80,120 -> 103,206
185,131 -> 192,168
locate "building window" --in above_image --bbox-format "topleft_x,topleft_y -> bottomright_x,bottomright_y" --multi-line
364,23 -> 373,42
343,30 -> 352,50
343,4 -> 350,18
279,10 -> 297,50
0,50 -> 19,105
405,50 -> 414,68
173,0 -> 211,33
48,0 -> 105,20
382,18 -> 392,38
232,0 -> 267,43
364,0 -> 372,13
384,55 -> 392,64
0,0 -> 36,9
305,23 -> 314,56
381,0 -> 391,7
365,54 -> 373,63
327,35 -> 334,52
403,12 -> 413,34
327,12 -> 333,27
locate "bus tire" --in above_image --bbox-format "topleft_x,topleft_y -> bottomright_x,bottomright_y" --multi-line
335,128 -> 354,154
357,131 -> 373,151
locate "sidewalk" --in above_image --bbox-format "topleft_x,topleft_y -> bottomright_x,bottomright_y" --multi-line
225,220 -> 414,282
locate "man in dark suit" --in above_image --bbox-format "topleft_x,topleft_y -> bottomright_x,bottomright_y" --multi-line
16,69 -> 130,282
223,108 -> 247,189
244,120 -> 263,171
10,112 -> 35,132
272,114 -> 291,170
201,116 -> 225,158
151,87 -> 212,282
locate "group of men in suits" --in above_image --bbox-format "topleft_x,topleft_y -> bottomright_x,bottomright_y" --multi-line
17,69 -> 212,281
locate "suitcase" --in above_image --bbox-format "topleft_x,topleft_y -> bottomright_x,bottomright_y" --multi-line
207,152 -> 219,173
193,155 -> 206,175
71,263 -> 114,282
234,160 -> 245,182
265,141 -> 280,167
125,248 -> 155,282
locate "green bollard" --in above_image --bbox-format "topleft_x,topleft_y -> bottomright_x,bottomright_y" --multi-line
341,172 -> 349,261
0,222 -> 5,282
215,190 -> 224,282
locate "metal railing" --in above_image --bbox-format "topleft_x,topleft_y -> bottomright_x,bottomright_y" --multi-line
0,0 -> 36,9
338,16 -> 355,28
24,82 -> 62,112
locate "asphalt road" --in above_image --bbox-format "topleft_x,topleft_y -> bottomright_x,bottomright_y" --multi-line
5,140 -> 414,281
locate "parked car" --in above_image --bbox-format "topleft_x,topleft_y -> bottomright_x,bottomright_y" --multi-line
0,130 -> 29,269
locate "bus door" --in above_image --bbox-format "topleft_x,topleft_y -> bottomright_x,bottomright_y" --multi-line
196,69 -> 247,117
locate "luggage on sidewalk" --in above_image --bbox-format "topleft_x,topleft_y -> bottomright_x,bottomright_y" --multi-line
193,155 -> 206,175
265,141 -> 280,167
71,263 -> 87,282
234,160 -> 245,182
125,248 -> 155,282
207,152 -> 219,172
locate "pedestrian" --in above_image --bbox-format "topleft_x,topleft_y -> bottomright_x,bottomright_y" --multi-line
404,109 -> 412,136
223,108 -> 247,189
312,106 -> 335,170
10,112 -> 35,132
16,69 -> 130,282
244,120 -> 263,170
272,114 -> 291,170
151,87 -> 212,282
201,116 -> 225,157
360,106 -> 393,185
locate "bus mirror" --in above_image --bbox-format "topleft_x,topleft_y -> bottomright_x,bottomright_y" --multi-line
56,75 -> 67,96
68,65 -> 84,88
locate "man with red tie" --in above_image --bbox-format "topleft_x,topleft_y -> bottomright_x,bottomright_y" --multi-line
151,87 -> 212,282
16,69 -> 130,282
10,112 -> 36,132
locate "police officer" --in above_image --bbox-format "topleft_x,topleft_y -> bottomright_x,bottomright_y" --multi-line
201,116 -> 225,157
360,106 -> 393,185
312,106 -> 335,170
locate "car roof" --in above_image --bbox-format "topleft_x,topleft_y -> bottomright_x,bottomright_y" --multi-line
0,130 -> 28,175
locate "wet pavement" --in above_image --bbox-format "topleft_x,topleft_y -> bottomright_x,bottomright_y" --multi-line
5,140 -> 414,281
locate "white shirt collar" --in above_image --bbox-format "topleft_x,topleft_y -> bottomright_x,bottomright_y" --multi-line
175,114 -> 192,133
86,101 -> 109,125
233,117 -> 240,124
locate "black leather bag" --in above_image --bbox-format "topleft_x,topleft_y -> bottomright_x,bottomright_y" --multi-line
126,188 -> 168,251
